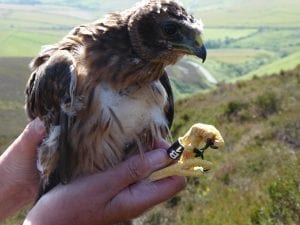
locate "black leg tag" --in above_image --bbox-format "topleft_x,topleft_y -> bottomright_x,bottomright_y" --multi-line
167,140 -> 185,160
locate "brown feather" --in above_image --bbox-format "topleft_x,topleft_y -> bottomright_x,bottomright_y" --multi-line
25,2 -> 204,219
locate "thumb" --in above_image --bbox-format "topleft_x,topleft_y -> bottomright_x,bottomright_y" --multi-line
105,149 -> 171,196
20,118 -> 45,151
0,119 -> 45,186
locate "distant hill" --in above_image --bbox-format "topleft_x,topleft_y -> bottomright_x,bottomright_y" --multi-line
0,0 -> 299,97
2,0 -> 298,27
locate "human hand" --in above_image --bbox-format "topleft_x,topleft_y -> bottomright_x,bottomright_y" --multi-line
0,118 -> 45,221
24,141 -> 186,225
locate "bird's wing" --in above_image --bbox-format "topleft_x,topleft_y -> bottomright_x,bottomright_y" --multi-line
160,70 -> 174,128
26,50 -> 78,121
26,50 -> 78,196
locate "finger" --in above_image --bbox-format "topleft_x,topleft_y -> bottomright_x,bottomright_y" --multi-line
153,139 -> 170,149
154,139 -> 179,165
20,118 -> 45,150
105,149 -> 171,196
131,176 -> 186,208
108,176 -> 186,221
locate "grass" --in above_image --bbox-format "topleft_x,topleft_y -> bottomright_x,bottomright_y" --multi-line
207,48 -> 275,64
195,0 -> 300,28
144,65 -> 300,225
239,51 -> 300,80
0,57 -> 31,152
203,27 -> 300,83
0,3 -> 93,57
227,28 -> 300,54
0,30 -> 63,57
204,28 -> 257,41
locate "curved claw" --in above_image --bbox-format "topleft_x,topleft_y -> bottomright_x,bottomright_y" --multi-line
200,138 -> 215,150
193,148 -> 204,159
193,138 -> 219,159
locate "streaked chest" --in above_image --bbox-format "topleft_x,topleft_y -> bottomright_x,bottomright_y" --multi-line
96,80 -> 168,138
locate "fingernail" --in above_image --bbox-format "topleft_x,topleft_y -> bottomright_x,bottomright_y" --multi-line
147,149 -> 169,170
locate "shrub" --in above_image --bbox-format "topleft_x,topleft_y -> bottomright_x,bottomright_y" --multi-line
224,100 -> 249,122
254,92 -> 281,118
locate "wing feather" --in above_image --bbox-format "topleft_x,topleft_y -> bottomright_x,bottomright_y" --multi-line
25,50 -> 78,197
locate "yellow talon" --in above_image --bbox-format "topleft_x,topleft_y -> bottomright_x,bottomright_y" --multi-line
179,123 -> 224,153
148,123 -> 224,181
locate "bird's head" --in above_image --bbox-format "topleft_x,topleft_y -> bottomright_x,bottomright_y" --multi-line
128,0 -> 206,64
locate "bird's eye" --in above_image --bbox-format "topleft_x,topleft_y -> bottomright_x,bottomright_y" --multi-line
163,23 -> 178,35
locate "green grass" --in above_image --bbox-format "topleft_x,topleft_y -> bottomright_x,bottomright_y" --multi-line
0,57 -> 31,152
0,100 -> 23,110
196,0 -> 300,28
0,4 -> 93,56
0,4 -> 91,28
204,28 -> 257,41
208,48 -> 275,64
239,51 -> 300,80
227,28 -> 300,54
0,30 -> 63,56
202,27 -> 300,82
145,65 -> 300,225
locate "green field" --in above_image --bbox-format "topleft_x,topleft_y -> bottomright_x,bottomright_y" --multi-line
239,51 -> 300,80
0,3 -> 93,56
0,57 -> 31,150
0,31 -> 63,56
208,48 -> 275,64
204,28 -> 258,41
194,0 -> 300,28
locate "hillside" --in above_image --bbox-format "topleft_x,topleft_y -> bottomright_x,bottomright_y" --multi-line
142,65 -> 300,225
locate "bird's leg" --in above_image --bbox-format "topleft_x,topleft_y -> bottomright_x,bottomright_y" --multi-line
149,158 -> 212,181
148,123 -> 224,181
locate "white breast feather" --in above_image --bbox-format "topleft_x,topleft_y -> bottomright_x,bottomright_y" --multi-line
97,81 -> 168,142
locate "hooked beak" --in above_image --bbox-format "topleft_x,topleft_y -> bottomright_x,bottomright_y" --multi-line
169,32 -> 207,62
193,34 -> 207,63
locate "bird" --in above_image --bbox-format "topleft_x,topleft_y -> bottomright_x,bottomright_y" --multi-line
25,0 -> 207,201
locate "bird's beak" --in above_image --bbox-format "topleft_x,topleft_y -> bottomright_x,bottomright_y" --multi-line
192,34 -> 207,63
171,33 -> 207,62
